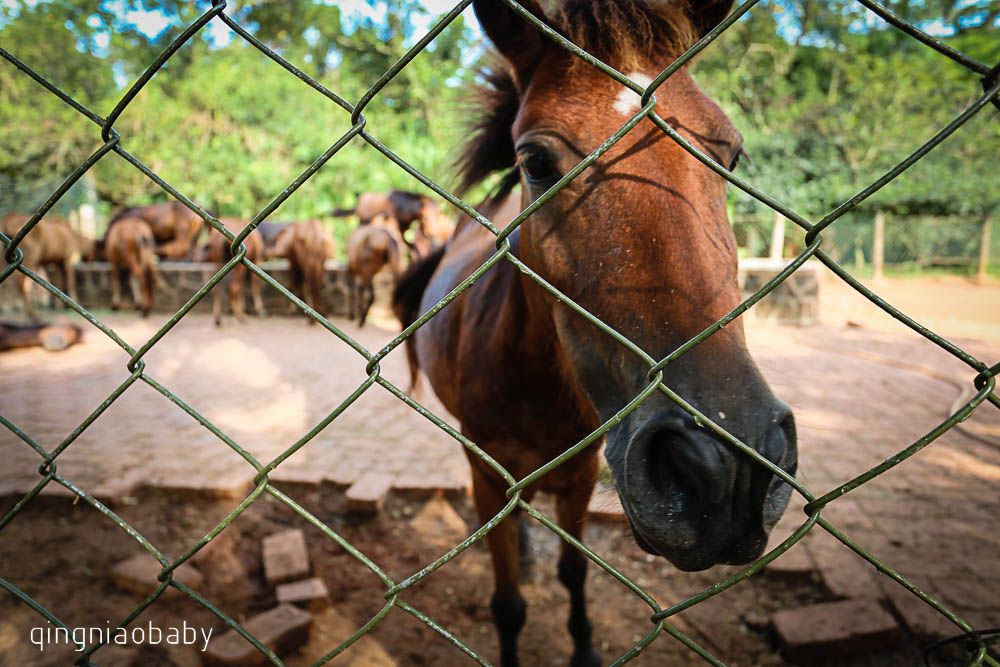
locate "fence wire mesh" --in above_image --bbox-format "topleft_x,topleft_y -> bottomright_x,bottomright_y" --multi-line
1,1 -> 999,665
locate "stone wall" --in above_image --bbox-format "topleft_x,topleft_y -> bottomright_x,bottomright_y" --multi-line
0,260 -> 356,319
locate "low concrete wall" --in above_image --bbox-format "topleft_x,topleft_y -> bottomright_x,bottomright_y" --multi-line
740,258 -> 821,325
0,260 -> 356,319
0,258 -> 819,325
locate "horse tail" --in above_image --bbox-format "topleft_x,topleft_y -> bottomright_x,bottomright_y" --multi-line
392,244 -> 446,394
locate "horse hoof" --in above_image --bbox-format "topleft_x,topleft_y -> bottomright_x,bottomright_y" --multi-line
570,647 -> 601,667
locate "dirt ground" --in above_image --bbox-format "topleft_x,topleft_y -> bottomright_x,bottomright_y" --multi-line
0,271 -> 998,666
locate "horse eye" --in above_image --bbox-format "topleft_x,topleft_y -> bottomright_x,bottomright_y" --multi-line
518,149 -> 559,185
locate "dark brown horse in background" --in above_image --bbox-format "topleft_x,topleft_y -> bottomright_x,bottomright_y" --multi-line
197,218 -> 267,326
393,2 -> 796,665
347,212 -> 403,327
106,217 -> 157,317
107,201 -> 202,260
1,213 -> 95,322
269,219 -> 335,321
333,190 -> 454,260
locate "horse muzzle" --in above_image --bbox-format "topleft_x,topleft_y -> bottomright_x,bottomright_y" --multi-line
614,408 -> 797,572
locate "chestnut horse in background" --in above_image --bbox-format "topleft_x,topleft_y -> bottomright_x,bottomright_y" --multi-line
197,218 -> 267,326
393,1 -> 797,665
0,213 -> 95,322
270,219 -> 335,321
346,212 -> 403,327
106,217 -> 157,317
333,190 -> 454,260
107,201 -> 202,260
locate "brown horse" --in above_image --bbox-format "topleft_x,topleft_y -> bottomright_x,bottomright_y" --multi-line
197,218 -> 267,326
108,201 -> 202,260
393,2 -> 796,665
270,219 -> 335,320
346,213 -> 403,327
0,321 -> 83,352
1,214 -> 94,322
333,190 -> 453,260
106,217 -> 157,317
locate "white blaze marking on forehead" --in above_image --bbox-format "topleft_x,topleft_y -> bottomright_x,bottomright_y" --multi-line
613,72 -> 655,116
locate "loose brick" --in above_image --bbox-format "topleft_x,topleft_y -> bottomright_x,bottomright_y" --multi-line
345,472 -> 395,513
111,555 -> 202,598
881,582 -> 963,641
771,599 -> 902,664
808,532 -> 883,600
292,608 -> 397,666
203,604 -> 312,667
262,529 -> 311,587
763,544 -> 817,580
410,497 -> 469,548
276,577 -> 330,613
393,471 -> 468,498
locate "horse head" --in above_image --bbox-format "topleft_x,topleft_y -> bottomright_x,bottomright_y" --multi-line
476,0 -> 797,571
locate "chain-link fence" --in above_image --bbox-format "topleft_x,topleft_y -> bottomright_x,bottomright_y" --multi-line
2,1 -> 999,665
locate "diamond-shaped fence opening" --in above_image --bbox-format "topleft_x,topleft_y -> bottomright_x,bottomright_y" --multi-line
2,1 -> 999,666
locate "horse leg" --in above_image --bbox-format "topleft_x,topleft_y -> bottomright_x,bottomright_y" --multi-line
471,464 -> 525,667
110,266 -> 124,311
129,269 -> 143,314
212,281 -> 223,326
64,258 -> 78,304
251,272 -> 266,317
359,281 -> 374,328
288,264 -> 303,315
308,263 -> 324,322
230,266 -> 246,322
349,275 -> 359,322
556,478 -> 601,667
18,274 -> 40,323
142,264 -> 155,317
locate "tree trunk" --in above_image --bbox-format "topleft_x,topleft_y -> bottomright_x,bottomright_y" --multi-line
770,212 -> 785,262
873,210 -> 885,281
978,214 -> 993,283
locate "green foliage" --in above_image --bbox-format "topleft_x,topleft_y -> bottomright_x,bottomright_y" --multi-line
0,0 -> 996,239
695,0 -> 999,218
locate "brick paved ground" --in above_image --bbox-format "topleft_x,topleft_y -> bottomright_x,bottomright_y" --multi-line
1,309 -> 998,635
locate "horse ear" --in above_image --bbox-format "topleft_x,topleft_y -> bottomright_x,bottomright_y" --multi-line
686,0 -> 735,38
473,0 -> 547,76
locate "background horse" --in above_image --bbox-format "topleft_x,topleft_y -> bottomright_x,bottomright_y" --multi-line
107,201 -> 202,260
197,218 -> 267,326
1,213 -> 94,322
269,219 -> 335,321
346,212 -> 403,327
105,217 -> 157,317
333,190 -> 454,260
393,1 -> 796,665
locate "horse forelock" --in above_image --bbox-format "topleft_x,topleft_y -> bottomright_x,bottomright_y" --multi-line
557,0 -> 699,73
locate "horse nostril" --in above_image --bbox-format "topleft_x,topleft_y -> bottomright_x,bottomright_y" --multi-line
641,427 -> 728,508
768,411 -> 797,470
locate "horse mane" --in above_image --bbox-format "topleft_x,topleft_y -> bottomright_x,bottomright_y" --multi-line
455,64 -> 520,196
455,0 -> 699,195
